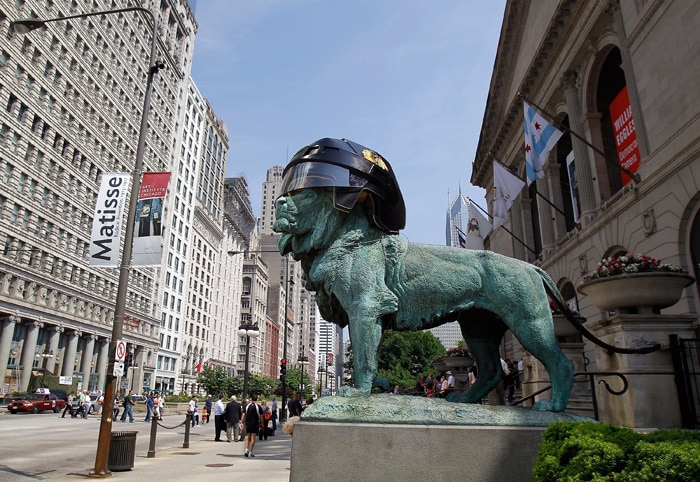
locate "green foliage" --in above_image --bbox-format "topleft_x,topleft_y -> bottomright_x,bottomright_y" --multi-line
165,393 -> 192,403
283,365 -> 313,399
376,330 -> 445,390
533,422 -> 700,481
196,366 -> 229,396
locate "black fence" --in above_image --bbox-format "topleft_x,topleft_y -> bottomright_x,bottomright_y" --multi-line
670,335 -> 700,429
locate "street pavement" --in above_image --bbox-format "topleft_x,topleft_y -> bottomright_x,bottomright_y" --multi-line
0,409 -> 291,481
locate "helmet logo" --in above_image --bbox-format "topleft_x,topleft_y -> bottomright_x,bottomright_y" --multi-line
362,149 -> 388,171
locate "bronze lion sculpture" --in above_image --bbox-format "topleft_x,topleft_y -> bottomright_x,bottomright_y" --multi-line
273,138 -> 656,412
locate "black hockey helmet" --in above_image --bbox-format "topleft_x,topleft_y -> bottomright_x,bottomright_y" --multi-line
280,138 -> 406,233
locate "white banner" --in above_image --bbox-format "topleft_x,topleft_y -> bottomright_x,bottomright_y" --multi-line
89,173 -> 131,267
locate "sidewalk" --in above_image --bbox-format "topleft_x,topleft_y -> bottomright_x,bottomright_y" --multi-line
99,431 -> 291,481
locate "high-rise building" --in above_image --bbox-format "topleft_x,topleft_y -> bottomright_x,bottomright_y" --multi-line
0,0 -> 197,395
171,80 -> 229,394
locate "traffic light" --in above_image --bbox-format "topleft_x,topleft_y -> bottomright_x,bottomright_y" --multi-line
280,358 -> 287,379
122,352 -> 131,376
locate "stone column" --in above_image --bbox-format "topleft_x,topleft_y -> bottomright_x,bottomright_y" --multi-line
45,325 -> 63,375
96,337 -> 109,392
80,334 -> 96,391
606,0 -> 649,157
561,71 -> 597,224
536,171 -> 556,255
0,315 -> 20,387
133,345 -> 145,394
61,330 -> 80,377
19,320 -> 42,393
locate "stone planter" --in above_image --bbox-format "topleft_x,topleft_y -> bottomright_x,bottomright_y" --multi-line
577,272 -> 694,314
443,356 -> 475,371
552,314 -> 579,338
432,360 -> 448,373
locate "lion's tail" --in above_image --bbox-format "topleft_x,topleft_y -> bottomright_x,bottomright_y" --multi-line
535,266 -> 659,355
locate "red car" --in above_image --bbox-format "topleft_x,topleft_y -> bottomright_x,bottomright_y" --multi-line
7,392 -> 66,414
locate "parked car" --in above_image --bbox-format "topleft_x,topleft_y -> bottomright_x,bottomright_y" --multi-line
7,390 -> 66,414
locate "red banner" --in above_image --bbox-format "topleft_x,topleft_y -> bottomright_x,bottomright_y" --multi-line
609,86 -> 640,186
132,172 -> 171,266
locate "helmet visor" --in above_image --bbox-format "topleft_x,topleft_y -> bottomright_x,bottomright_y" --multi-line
280,161 -> 368,195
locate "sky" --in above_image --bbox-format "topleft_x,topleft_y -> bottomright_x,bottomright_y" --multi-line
189,1 -> 506,245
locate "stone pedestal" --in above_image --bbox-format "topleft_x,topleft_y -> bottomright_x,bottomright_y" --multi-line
290,421 -> 544,482
588,313 -> 696,428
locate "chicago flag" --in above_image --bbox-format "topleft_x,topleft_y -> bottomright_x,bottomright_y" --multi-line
524,101 -> 563,184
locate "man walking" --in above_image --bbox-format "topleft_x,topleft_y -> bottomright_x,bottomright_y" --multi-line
242,394 -> 261,457
225,395 -> 242,442
144,392 -> 154,422
120,390 -> 135,423
213,393 -> 226,441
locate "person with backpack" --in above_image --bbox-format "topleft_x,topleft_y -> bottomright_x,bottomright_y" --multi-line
259,400 -> 272,441
242,394 -> 261,457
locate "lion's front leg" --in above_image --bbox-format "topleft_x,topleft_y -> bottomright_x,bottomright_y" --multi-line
338,313 -> 383,397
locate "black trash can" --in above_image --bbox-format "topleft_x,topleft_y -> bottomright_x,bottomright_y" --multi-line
108,431 -> 138,471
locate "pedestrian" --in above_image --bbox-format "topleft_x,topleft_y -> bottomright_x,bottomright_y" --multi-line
225,395 -> 242,442
204,395 -> 213,424
188,396 -> 199,427
82,390 -> 91,419
242,394 -> 262,458
259,400 -> 271,441
270,396 -> 278,434
155,393 -> 164,419
144,392 -> 154,422
61,392 -> 75,418
425,373 -> 435,397
113,395 -> 121,420
213,393 -> 226,441
120,390 -> 135,423
287,393 -> 302,417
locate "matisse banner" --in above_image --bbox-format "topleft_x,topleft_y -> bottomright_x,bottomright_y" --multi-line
132,172 -> 171,267
609,86 -> 641,186
90,173 -> 131,267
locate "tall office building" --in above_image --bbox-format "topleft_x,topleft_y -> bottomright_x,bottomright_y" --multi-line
0,0 -> 197,395
428,188 -> 470,351
169,79 -> 229,394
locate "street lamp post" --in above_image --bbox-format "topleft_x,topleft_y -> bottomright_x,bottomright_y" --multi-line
280,256 -> 293,422
298,354 -> 309,397
237,321 -> 260,399
12,7 -> 165,478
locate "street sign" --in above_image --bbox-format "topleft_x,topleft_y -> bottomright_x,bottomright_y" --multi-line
120,377 -> 129,390
115,340 -> 126,361
113,361 -> 124,377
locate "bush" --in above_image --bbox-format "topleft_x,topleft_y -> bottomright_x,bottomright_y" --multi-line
533,422 -> 700,481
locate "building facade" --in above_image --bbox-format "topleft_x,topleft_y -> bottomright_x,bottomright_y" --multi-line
0,0 -> 197,395
472,0 -> 699,427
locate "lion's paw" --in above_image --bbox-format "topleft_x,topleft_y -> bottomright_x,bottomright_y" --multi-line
336,386 -> 370,397
532,399 -> 555,411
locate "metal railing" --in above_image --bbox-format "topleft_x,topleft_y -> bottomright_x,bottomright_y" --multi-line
511,371 -> 629,420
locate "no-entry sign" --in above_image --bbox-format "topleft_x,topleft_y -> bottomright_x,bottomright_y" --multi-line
115,340 -> 126,361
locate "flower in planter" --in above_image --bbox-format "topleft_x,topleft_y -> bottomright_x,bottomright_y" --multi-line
445,346 -> 471,358
583,253 -> 688,283
433,354 -> 445,363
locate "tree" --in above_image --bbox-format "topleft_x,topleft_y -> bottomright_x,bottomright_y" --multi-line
376,330 -> 445,390
197,366 -> 229,396
282,365 -> 312,400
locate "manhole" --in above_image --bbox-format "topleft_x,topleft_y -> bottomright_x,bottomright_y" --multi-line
205,463 -> 234,468
172,451 -> 200,455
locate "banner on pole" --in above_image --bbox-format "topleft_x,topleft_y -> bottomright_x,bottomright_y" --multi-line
90,173 -> 131,267
132,172 -> 171,267
609,86 -> 640,186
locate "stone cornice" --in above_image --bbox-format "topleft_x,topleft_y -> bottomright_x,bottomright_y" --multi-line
471,0 -> 582,188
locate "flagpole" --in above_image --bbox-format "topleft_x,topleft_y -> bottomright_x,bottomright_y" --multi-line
467,198 -> 537,256
517,92 -> 641,184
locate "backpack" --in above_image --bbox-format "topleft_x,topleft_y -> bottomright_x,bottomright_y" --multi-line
264,409 -> 271,421
245,402 -> 260,423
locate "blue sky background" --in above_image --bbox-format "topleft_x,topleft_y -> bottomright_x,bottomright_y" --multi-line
190,1 -> 506,245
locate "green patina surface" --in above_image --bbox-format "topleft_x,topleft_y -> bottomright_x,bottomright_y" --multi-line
274,188 -> 578,414
302,395 -> 594,426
